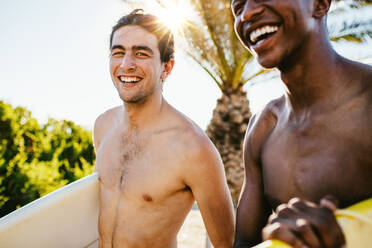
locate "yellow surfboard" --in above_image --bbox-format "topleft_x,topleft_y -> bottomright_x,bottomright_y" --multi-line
254,198 -> 372,248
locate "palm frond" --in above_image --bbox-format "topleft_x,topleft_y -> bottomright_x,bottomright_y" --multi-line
328,2 -> 372,42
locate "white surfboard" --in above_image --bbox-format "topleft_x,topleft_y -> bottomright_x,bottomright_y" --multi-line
0,172 -> 99,248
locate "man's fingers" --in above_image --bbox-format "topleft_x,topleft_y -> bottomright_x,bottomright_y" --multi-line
262,222 -> 307,248
320,195 -> 339,211
289,198 -> 316,212
292,196 -> 345,247
270,216 -> 322,248
316,211 -> 346,248
294,218 -> 321,248
268,197 -> 345,248
268,203 -> 297,225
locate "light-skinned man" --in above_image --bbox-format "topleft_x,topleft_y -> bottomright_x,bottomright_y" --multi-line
93,9 -> 235,248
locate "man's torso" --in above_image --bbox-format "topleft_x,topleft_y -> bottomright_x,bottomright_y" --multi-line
260,85 -> 372,208
95,109 -> 196,248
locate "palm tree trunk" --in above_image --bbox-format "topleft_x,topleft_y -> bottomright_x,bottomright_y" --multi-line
206,86 -> 251,204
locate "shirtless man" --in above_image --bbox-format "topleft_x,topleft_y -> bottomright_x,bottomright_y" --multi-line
93,9 -> 234,248
231,0 -> 372,247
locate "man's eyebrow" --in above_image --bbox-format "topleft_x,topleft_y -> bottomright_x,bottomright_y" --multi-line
111,45 -> 125,51
110,45 -> 154,54
133,45 -> 154,54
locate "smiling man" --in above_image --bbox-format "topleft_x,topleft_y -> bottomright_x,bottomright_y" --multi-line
231,0 -> 372,247
93,9 -> 234,248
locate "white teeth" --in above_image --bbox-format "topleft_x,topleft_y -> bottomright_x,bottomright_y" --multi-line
119,76 -> 140,83
250,25 -> 279,44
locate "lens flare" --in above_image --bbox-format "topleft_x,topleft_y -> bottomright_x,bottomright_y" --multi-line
154,2 -> 194,33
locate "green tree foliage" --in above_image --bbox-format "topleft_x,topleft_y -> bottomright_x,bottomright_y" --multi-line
0,101 -> 95,217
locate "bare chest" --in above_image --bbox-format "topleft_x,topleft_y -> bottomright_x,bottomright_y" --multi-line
261,110 -> 372,207
95,130 -> 189,205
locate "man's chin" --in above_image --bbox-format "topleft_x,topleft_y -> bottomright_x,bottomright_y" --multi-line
257,56 -> 280,69
118,93 -> 144,104
122,98 -> 143,104
123,99 -> 141,104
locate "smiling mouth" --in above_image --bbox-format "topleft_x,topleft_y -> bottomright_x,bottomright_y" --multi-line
118,76 -> 142,84
249,24 -> 279,45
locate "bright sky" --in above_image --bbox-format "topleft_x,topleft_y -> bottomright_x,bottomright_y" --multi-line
0,0 -> 370,130
0,0 -> 215,130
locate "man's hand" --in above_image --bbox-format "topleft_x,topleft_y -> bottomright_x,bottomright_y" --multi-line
262,196 -> 345,248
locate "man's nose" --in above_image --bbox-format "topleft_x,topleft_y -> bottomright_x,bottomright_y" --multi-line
241,0 -> 264,23
120,54 -> 136,72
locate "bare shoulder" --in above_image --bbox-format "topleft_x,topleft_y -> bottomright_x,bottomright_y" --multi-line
167,112 -> 229,190
93,105 -> 122,150
244,96 -> 283,161
343,58 -> 372,95
359,63 -> 372,96
180,119 -> 218,159
166,107 -> 222,169
247,96 -> 282,132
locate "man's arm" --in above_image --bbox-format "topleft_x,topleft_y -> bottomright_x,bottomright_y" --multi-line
93,107 -> 121,153
92,114 -> 105,173
183,135 -> 235,248
93,108 -> 118,172
93,114 -> 104,154
234,113 -> 274,247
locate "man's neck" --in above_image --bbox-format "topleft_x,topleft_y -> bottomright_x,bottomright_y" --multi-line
122,93 -> 165,130
278,32 -> 348,114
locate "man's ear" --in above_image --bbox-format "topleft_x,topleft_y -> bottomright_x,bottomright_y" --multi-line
313,0 -> 331,19
161,59 -> 175,81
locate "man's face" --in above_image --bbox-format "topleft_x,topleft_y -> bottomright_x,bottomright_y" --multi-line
110,25 -> 165,103
232,0 -> 315,68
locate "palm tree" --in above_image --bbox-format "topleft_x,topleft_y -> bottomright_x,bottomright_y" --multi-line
121,0 -> 372,203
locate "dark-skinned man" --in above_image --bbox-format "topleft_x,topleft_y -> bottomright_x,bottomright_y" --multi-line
231,0 -> 372,247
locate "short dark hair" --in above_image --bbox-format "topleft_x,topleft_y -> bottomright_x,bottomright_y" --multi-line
110,9 -> 175,63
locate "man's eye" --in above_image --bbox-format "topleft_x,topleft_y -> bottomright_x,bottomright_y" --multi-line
136,52 -> 149,57
112,51 -> 124,57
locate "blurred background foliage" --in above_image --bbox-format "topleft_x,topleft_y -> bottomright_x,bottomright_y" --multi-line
0,100 -> 95,217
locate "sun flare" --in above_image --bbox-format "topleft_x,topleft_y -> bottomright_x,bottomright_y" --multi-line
154,2 -> 194,33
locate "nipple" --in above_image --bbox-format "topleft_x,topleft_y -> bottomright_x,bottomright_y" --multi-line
142,194 -> 153,202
